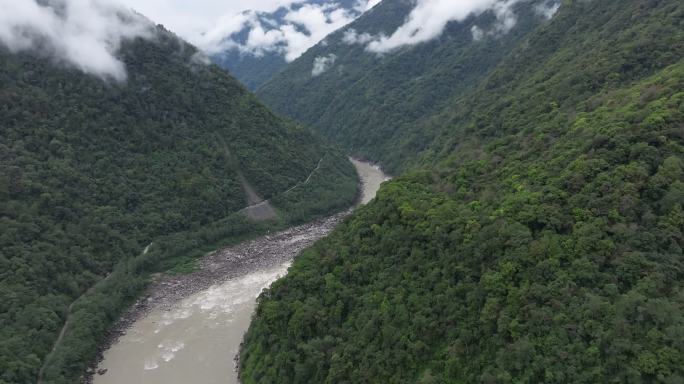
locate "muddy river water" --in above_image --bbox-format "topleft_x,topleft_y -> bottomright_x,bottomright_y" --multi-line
93,159 -> 388,384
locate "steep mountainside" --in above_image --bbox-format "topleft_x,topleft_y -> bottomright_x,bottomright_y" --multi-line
0,26 -> 358,384
209,0 -> 374,90
256,0 -> 554,172
241,0 -> 684,382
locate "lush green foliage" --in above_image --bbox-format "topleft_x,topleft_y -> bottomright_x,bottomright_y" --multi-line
0,27 -> 357,384
38,149 -> 357,384
241,0 -> 684,382
257,0 -> 550,172
272,152 -> 359,223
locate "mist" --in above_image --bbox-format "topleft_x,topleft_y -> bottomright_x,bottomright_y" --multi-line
198,0 -> 380,62
535,0 -> 561,20
311,54 -> 337,76
343,0 -> 558,53
0,0 -> 153,81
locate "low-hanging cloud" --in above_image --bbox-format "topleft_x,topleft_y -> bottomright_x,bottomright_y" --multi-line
366,0 -> 520,53
470,0 -> 525,41
344,0 -> 557,53
311,53 -> 337,76
534,0 -> 561,20
342,29 -> 374,45
199,0 -> 379,62
356,0 -> 382,12
0,0 -> 153,81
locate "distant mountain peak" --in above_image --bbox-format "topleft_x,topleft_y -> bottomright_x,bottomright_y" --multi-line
205,0 -> 380,89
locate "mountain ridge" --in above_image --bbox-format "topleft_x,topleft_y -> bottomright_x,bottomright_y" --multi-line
208,0 -> 379,89
256,0 -> 556,172
240,0 -> 684,382
0,24 -> 358,384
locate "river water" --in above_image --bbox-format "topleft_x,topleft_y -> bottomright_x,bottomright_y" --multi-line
93,159 -> 388,384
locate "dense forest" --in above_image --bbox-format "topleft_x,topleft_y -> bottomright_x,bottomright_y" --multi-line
241,0 -> 684,382
256,0 -> 553,172
0,26 -> 358,384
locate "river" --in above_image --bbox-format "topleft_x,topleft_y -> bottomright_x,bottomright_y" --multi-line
92,159 -> 388,384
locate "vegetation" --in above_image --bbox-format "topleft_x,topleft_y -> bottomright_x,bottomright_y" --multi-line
39,149 -> 356,384
241,0 -> 684,382
0,26 -> 357,384
271,152 -> 359,223
257,0 -> 551,172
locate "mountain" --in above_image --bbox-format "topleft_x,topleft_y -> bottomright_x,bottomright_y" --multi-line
0,23 -> 358,384
207,0 -> 379,90
256,0 -> 557,172
240,0 -> 684,382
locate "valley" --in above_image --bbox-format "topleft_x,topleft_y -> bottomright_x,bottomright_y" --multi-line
1,0 -> 682,383
90,160 -> 388,384
0,18 -> 360,384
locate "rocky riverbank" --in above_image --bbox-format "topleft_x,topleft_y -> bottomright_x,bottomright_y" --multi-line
83,209 -> 353,383
86,158 -> 390,384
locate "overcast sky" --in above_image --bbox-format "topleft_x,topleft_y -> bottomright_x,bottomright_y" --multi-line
114,0 -> 301,43
0,0 -> 560,80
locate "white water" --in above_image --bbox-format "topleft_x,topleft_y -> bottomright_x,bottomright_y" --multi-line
94,159 -> 388,384
94,263 -> 290,384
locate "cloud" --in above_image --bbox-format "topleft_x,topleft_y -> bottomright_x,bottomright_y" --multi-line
282,4 -> 356,61
311,54 -> 337,76
534,0 -> 561,20
365,0 -> 512,53
343,29 -> 374,45
354,0 -> 382,13
114,0 -> 302,43
469,0 -> 526,41
0,0 -> 153,81
490,0 -> 521,35
190,50 -> 211,66
470,25 -> 485,41
198,0 -> 379,62
342,0 -> 533,53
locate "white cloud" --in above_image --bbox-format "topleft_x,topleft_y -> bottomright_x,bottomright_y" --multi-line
190,50 -> 211,66
5,0 -> 380,69
197,1 -> 379,62
282,4 -> 356,60
343,29 -> 374,45
342,0 -> 528,53
366,0 -> 510,53
355,0 -> 382,13
491,0 -> 520,34
470,25 -> 485,41
534,0 -> 561,20
469,0 -> 523,41
114,0 -> 301,43
0,0 -> 153,81
195,12 -> 252,53
311,54 -> 337,76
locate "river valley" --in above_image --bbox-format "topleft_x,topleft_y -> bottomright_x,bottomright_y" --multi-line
92,159 -> 388,384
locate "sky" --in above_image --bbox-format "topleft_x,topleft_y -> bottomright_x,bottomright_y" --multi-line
367,0 -> 521,52
0,0 -> 370,80
114,0 -> 302,43
113,0 -> 382,60
0,0 -> 560,80
196,0 -> 381,61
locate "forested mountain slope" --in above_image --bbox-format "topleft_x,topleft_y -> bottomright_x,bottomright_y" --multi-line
209,0 -> 373,90
0,26 -> 357,384
256,0 -> 554,172
241,0 -> 684,382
